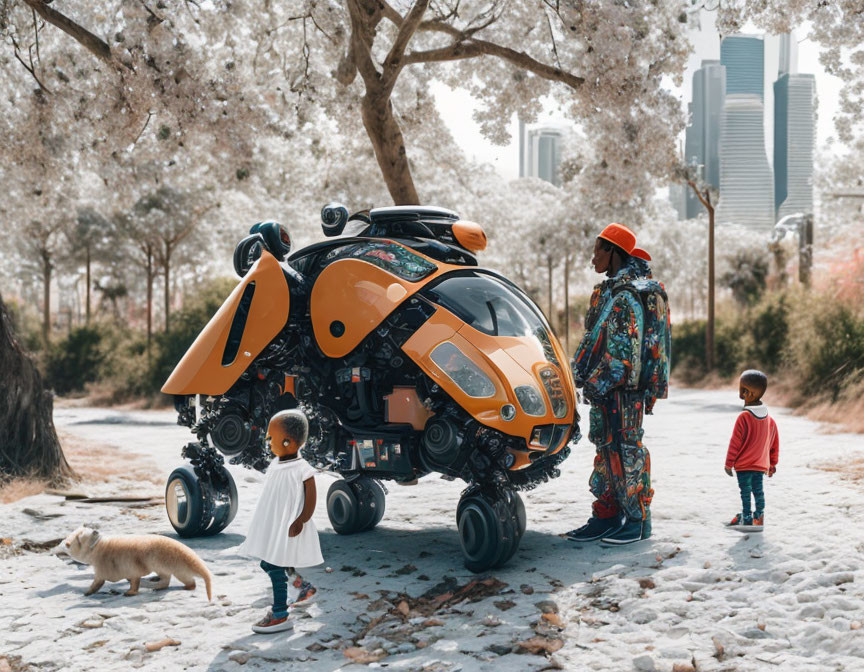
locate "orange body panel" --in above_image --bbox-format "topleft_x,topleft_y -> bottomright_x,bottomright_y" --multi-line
452,220 -> 487,252
384,386 -> 433,430
310,253 -> 455,359
401,304 -> 576,467
161,251 -> 290,396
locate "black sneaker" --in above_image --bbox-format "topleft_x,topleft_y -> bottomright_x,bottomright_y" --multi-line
600,517 -> 651,545
566,515 -> 624,542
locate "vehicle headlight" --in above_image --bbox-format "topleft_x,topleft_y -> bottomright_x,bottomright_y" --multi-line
430,342 -> 495,398
539,366 -> 567,419
515,385 -> 546,416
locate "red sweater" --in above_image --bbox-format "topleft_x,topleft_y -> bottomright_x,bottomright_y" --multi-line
725,406 -> 779,472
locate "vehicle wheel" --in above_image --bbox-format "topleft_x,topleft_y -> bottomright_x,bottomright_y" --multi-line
457,490 -> 508,573
202,467 -> 239,536
356,478 -> 386,531
500,491 -> 525,564
166,465 -> 206,537
327,480 -> 362,534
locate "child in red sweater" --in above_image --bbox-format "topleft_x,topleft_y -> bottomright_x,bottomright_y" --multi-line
724,370 -> 779,529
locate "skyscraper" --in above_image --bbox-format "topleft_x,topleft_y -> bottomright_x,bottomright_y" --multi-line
716,94 -> 776,229
716,35 -> 775,230
519,122 -> 563,186
774,34 -> 816,219
683,59 -> 725,218
721,35 -> 764,99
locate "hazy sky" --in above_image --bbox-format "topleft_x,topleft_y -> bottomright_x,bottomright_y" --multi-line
432,10 -> 843,181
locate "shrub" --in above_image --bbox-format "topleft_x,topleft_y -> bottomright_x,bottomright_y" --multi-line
44,326 -> 105,394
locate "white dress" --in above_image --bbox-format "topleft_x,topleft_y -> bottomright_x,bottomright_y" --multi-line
239,457 -> 324,568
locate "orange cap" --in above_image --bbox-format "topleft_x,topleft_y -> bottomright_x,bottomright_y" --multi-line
597,223 -> 651,261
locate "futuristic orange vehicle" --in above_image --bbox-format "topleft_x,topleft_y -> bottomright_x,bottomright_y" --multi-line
162,205 -> 580,571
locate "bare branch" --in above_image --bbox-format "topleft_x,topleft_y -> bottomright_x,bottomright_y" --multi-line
383,0 -> 431,82
405,38 -> 584,89
346,0 -> 383,87
687,180 -> 713,211
10,35 -> 51,93
22,0 -> 113,64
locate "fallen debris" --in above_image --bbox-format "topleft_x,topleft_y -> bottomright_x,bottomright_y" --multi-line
144,638 -> 180,652
343,646 -> 386,664
515,636 -> 563,655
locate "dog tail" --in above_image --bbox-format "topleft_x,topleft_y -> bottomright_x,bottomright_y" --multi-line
190,554 -> 213,601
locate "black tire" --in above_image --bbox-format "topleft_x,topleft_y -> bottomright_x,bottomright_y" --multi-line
327,480 -> 362,534
457,492 -> 507,573
357,478 -> 386,531
202,467 -> 239,536
500,491 -> 526,564
165,465 -> 206,537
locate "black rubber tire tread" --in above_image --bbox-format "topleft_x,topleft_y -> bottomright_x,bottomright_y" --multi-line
457,491 -> 507,573
327,479 -> 362,534
356,478 -> 386,531
165,465 -> 206,538
202,467 -> 239,536
513,491 -> 527,538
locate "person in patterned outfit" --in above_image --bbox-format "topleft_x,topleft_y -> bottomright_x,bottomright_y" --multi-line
566,223 -> 670,545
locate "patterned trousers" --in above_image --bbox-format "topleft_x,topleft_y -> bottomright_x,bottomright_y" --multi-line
587,390 -> 653,521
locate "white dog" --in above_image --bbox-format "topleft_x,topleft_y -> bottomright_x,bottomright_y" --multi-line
62,526 -> 212,600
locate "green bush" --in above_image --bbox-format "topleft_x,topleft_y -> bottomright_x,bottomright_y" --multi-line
45,326 -> 105,394
673,289 -> 864,401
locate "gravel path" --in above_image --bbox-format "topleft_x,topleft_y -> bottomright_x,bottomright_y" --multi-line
1,388 -> 863,671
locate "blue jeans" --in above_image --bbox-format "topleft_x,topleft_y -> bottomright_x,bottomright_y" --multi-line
260,560 -> 294,619
736,471 -> 765,518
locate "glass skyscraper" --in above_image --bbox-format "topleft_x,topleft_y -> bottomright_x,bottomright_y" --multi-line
684,60 -> 725,218
773,35 -> 816,219
519,122 -> 563,187
716,35 -> 775,230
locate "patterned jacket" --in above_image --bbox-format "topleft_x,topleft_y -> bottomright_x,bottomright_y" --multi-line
571,257 -> 653,403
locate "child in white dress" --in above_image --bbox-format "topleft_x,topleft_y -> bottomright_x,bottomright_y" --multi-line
240,409 -> 323,634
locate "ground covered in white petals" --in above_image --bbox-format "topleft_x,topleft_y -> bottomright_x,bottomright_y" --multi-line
1,388 -> 863,672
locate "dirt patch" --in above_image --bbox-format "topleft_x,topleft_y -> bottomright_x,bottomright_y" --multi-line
0,430 -> 160,504
815,453 -> 864,490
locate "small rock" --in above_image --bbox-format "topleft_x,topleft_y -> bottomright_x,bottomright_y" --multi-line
228,650 -> 251,664
749,549 -> 763,559
799,605 -> 825,619
741,628 -> 772,639
671,664 -> 696,672
851,621 -> 862,630
638,578 -> 655,590
632,654 -> 656,671
487,643 -> 512,656
482,615 -> 501,627
494,599 -> 516,611
535,600 -> 559,614
631,609 -> 658,624
324,566 -> 334,573
520,584 -> 534,595
703,561 -> 712,569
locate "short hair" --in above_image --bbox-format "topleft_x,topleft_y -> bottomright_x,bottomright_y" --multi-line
273,409 -> 309,446
740,369 -> 768,393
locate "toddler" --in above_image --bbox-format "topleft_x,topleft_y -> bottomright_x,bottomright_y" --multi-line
240,409 -> 322,633
724,370 -> 779,529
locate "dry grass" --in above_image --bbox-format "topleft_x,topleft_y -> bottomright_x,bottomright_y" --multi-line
0,479 -> 48,504
0,430 -> 160,504
816,453 -> 864,491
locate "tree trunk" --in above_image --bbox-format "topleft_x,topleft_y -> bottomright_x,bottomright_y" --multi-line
563,254 -> 570,355
146,247 -> 153,359
41,250 -> 52,348
85,246 -> 91,325
163,243 -> 171,332
0,294 -> 72,485
546,255 -> 555,329
706,203 -> 715,372
361,91 -> 420,205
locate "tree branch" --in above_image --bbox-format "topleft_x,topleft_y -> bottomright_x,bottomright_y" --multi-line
382,0 -> 430,82
405,38 -> 584,89
345,0 -> 382,87
687,179 -> 713,211
22,0 -> 113,63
